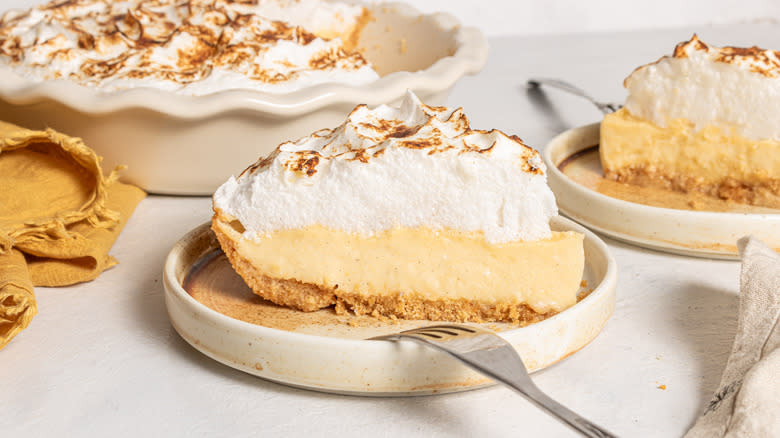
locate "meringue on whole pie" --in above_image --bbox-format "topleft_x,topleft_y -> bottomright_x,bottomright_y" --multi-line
211,92 -> 584,323
601,36 -> 780,208
0,0 -> 377,95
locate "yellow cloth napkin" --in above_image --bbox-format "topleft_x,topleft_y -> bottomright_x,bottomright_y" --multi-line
0,121 -> 145,349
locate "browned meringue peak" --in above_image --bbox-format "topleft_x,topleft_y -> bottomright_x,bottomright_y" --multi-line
665,34 -> 780,78
243,91 -> 544,178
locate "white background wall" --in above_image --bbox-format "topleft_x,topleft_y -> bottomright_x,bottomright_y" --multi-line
4,0 -> 780,37
411,0 -> 780,37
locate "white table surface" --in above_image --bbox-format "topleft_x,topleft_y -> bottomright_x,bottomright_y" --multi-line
4,23 -> 777,437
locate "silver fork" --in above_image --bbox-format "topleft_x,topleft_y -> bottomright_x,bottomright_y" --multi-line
527,77 -> 622,114
372,324 -> 618,438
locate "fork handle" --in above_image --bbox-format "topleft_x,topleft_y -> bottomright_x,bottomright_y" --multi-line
378,330 -> 619,437
528,78 -> 593,100
527,77 -> 620,114
504,381 -> 619,438
456,346 -> 620,437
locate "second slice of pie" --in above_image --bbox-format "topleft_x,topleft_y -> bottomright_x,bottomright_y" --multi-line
601,35 -> 780,208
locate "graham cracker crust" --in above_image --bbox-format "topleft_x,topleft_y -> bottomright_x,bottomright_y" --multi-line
604,166 -> 780,209
333,292 -> 553,324
211,216 -> 557,324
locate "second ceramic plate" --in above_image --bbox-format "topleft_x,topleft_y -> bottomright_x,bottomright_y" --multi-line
543,123 -> 780,259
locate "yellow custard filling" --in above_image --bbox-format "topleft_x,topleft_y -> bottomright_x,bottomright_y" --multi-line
214,217 -> 584,315
602,109 -> 779,185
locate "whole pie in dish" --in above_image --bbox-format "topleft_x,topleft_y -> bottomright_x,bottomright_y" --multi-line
211,91 -> 584,323
600,35 -> 780,209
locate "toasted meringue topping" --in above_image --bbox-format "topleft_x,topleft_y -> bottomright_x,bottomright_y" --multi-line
0,0 -> 379,94
213,91 -> 558,244
624,35 -> 780,140
672,35 -> 780,77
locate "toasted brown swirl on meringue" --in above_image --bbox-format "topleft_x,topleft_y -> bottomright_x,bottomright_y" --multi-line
0,0 -> 379,94
241,92 -> 544,179
671,34 -> 780,78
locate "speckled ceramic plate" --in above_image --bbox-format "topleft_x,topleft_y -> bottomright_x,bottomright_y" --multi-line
544,123 -> 780,260
162,217 -> 616,396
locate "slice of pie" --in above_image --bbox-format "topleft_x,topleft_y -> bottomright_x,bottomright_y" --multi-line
600,35 -> 780,209
212,91 -> 584,323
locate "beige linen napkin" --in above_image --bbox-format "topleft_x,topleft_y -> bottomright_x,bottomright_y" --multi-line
685,237 -> 780,438
0,121 -> 145,350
